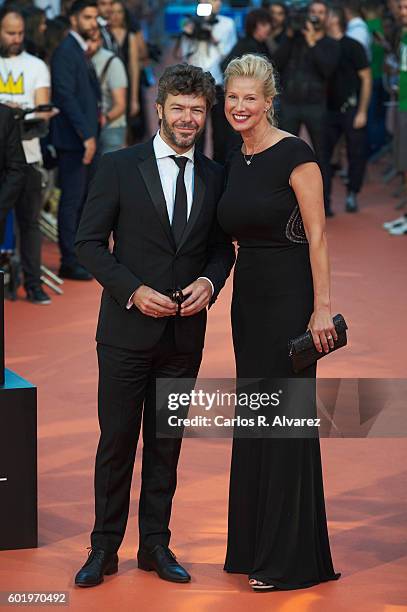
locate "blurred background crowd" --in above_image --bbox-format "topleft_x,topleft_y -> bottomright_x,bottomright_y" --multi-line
0,0 -> 406,305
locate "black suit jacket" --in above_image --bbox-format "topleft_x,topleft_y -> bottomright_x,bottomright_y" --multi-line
50,33 -> 100,151
75,139 -> 235,352
0,104 -> 27,242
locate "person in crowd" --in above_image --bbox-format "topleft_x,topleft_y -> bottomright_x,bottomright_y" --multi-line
223,9 -> 273,64
343,0 -> 372,58
272,0 -> 340,216
73,63 -> 235,588
96,0 -> 117,52
22,5 -> 46,58
0,103 -> 27,244
108,0 -> 142,143
384,0 -> 407,235
0,6 -> 55,304
362,0 -> 390,157
50,0 -> 100,281
88,26 -> 127,154
264,0 -> 288,53
324,5 -> 372,215
387,0 -> 400,21
180,0 -> 237,164
42,16 -> 69,64
218,52 -> 340,592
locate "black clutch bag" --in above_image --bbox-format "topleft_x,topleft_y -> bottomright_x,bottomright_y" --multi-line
288,314 -> 348,373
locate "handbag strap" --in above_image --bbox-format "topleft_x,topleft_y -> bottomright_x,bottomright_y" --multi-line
100,55 -> 116,85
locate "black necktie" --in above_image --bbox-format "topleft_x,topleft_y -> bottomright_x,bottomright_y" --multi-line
170,156 -> 188,247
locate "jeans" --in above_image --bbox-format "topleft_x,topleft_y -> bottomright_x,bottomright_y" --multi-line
99,126 -> 126,155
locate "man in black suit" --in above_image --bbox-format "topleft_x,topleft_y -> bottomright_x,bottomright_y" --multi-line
50,0 -> 101,281
0,103 -> 27,244
74,64 -> 235,587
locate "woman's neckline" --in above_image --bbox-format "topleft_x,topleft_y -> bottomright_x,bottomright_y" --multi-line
241,136 -> 298,157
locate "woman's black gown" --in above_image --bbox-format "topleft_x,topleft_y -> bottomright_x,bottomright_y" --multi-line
217,136 -> 341,590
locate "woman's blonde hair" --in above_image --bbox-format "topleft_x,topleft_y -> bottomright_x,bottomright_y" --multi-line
224,54 -> 279,126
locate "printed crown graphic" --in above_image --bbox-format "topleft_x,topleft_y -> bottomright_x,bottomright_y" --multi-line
0,72 -> 24,95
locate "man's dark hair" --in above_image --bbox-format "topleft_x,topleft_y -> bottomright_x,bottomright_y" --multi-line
68,0 -> 97,17
262,0 -> 288,16
342,0 -> 362,16
330,5 -> 347,32
245,9 -> 272,37
0,5 -> 24,27
309,0 -> 330,10
156,64 -> 216,110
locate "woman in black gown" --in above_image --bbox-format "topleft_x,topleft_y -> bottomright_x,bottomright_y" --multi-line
217,54 -> 341,591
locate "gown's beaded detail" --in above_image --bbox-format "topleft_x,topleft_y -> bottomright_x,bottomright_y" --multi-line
285,204 -> 308,244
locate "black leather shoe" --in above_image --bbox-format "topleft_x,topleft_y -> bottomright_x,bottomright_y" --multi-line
59,264 -> 93,281
137,545 -> 191,583
75,548 -> 118,587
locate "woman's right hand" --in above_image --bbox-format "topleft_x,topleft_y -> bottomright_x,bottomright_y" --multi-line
307,308 -> 338,354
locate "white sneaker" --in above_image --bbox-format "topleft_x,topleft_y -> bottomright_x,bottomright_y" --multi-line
388,221 -> 407,235
383,215 -> 407,230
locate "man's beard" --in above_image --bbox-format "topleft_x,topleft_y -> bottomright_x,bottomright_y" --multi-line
0,42 -> 24,57
77,26 -> 95,41
161,113 -> 204,150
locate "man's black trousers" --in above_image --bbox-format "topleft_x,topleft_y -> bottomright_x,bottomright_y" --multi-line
90,317 -> 203,553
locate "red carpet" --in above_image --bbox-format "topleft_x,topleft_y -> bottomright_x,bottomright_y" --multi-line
1,160 -> 406,612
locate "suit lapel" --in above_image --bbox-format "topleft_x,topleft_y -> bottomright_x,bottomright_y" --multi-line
176,152 -> 207,253
138,142 -> 176,251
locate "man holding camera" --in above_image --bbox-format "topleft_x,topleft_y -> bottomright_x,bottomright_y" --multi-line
180,0 -> 237,164
272,0 -> 340,216
0,6 -> 53,304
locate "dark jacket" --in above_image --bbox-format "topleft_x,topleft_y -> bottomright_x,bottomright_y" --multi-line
50,33 -> 100,151
75,140 -> 235,352
273,34 -> 341,105
222,36 -> 272,73
0,104 -> 27,241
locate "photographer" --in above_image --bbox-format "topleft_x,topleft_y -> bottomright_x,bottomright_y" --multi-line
272,0 -> 340,215
179,0 -> 237,163
0,6 -> 54,304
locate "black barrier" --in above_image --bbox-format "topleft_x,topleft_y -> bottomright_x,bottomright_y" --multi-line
0,271 -> 4,386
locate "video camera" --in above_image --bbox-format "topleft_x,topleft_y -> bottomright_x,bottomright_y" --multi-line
11,104 -> 56,141
288,6 -> 321,33
182,3 -> 219,43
